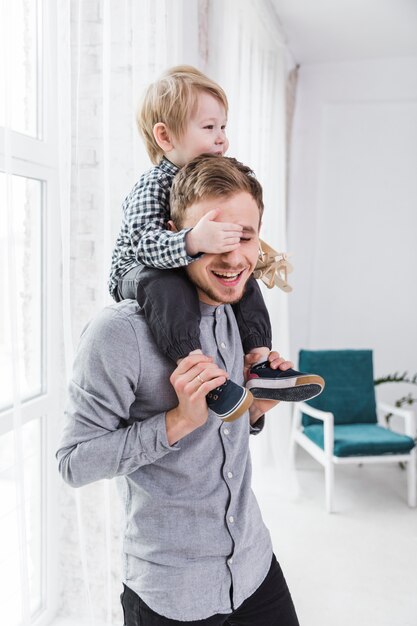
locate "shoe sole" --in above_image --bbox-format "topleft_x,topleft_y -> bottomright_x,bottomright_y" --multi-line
216,389 -> 254,422
246,375 -> 325,403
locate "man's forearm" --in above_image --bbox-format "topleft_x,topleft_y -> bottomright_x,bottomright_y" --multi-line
165,406 -> 206,445
57,411 -> 176,488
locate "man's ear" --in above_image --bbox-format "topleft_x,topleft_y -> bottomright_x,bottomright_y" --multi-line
167,219 -> 178,232
153,123 -> 174,152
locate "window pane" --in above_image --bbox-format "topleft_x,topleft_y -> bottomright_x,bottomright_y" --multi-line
0,173 -> 44,409
0,0 -> 41,137
0,418 -> 43,623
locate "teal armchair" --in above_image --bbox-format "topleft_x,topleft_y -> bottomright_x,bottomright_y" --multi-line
291,350 -> 416,512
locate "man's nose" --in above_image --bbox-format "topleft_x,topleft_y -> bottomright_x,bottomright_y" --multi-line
221,246 -> 241,263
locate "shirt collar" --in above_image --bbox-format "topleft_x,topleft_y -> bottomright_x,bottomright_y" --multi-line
199,302 -> 224,317
160,156 -> 179,176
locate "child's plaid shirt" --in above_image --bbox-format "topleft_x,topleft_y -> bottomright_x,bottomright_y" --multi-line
108,157 -> 199,299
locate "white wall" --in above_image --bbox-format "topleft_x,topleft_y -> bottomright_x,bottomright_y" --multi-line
288,57 -> 417,401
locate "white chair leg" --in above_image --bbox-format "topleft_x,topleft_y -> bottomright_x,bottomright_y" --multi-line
407,449 -> 416,508
325,461 -> 335,513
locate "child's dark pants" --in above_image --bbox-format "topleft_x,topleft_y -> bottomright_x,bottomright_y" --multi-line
116,265 -> 272,363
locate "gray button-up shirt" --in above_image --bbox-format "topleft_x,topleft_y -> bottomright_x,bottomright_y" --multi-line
57,300 -> 272,621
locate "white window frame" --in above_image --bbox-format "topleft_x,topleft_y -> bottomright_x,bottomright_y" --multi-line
0,1 -> 60,624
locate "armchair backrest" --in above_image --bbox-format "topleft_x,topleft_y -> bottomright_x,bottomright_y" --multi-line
299,349 -> 378,427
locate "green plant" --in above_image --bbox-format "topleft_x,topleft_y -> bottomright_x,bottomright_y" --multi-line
374,372 -> 417,421
374,372 -> 417,469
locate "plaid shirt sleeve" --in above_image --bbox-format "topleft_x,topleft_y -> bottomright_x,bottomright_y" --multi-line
124,174 -> 197,270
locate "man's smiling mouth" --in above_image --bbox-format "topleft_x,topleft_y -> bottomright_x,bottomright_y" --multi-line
211,269 -> 246,285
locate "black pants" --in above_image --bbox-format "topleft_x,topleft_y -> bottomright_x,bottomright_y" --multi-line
116,265 -> 272,362
120,554 -> 300,626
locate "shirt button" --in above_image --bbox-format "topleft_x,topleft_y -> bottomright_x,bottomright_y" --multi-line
229,515 -> 234,523
228,558 -> 233,565
223,428 -> 230,435
220,342 -> 226,349
227,471 -> 233,479
217,308 -> 222,315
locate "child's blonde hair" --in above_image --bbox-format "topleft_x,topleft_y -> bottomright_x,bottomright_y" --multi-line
138,66 -> 228,165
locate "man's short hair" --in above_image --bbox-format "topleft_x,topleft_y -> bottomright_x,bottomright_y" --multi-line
138,66 -> 228,165
170,154 -> 264,228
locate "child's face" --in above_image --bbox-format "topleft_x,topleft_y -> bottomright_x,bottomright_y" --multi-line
168,92 -> 229,167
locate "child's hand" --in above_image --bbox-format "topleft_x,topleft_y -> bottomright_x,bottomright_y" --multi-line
185,209 -> 243,256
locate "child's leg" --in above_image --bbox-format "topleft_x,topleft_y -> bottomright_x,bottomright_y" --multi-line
232,276 -> 272,355
117,265 -> 253,420
233,276 -> 325,402
118,265 -> 201,362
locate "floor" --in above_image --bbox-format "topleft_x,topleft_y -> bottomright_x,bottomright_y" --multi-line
253,447 -> 417,626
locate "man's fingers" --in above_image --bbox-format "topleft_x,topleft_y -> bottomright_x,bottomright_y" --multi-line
267,350 -> 281,362
173,354 -> 212,377
175,361 -> 227,393
193,374 -> 227,399
268,351 -> 293,370
184,363 -> 227,389
244,352 -> 263,366
277,361 -> 293,371
269,356 -> 294,371
244,351 -> 294,372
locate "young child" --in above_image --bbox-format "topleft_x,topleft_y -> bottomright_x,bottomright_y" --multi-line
109,66 -> 324,421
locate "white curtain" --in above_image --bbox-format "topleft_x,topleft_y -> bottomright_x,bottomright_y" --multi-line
57,2 -> 202,623
55,0 -> 294,623
1,6 -> 31,622
1,1 -> 58,624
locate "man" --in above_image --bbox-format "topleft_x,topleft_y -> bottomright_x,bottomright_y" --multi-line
57,155 -> 300,625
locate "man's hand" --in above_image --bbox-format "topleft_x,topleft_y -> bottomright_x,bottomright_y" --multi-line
166,354 -> 228,445
244,351 -> 294,425
185,208 -> 243,256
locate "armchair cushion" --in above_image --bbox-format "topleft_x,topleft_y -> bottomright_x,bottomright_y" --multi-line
303,423 -> 416,457
299,350 -> 378,427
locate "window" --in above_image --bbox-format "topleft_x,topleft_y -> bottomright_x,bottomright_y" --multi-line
0,419 -> 43,620
0,174 -> 44,409
0,0 -> 41,138
0,1 -> 60,624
